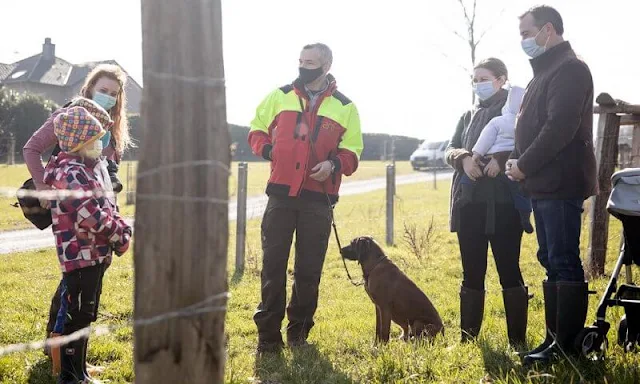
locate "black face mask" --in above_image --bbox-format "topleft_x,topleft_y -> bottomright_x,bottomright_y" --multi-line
298,66 -> 324,84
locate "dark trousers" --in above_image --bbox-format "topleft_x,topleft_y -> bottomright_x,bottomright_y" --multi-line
532,199 -> 585,282
52,264 -> 106,335
253,195 -> 332,344
457,203 -> 525,290
47,265 -> 107,335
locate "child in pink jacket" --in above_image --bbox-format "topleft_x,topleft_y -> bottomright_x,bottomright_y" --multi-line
44,104 -> 131,383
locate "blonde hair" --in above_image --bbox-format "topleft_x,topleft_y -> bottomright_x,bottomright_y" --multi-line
80,64 -> 132,155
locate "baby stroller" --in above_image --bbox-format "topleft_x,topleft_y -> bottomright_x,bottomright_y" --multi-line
575,168 -> 640,359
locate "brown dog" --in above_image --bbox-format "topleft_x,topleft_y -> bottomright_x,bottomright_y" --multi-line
341,236 -> 443,342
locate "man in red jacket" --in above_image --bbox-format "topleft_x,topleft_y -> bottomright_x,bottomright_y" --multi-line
248,43 -> 363,353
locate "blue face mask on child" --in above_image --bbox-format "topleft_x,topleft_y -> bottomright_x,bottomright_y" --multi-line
93,92 -> 117,111
100,131 -> 111,149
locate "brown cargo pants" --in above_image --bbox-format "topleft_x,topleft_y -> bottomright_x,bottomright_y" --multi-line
253,194 -> 332,345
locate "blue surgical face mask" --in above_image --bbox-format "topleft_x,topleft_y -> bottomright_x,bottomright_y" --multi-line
100,131 -> 111,149
93,92 -> 117,111
521,28 -> 548,58
473,81 -> 498,101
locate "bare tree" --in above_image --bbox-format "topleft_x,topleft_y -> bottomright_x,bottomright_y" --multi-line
434,0 -> 509,104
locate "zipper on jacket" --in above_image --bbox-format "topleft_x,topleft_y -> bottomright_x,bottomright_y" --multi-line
296,91 -> 330,197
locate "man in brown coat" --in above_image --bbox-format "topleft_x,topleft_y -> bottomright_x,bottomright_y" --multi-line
506,5 -> 597,364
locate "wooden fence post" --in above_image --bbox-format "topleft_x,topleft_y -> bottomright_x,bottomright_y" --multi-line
386,164 -> 395,246
134,0 -> 229,382
587,94 -> 621,276
632,124 -> 640,168
8,134 -> 15,165
236,162 -> 248,272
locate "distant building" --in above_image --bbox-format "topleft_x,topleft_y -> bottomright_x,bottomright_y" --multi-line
0,38 -> 141,113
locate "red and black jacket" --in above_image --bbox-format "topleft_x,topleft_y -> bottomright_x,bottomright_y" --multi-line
248,75 -> 363,203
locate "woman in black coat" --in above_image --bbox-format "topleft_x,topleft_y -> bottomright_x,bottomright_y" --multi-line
445,58 -> 528,347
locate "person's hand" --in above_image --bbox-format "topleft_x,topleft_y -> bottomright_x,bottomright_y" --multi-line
35,185 -> 52,209
505,159 -> 526,181
462,156 -> 483,181
483,158 -> 500,178
472,152 -> 484,166
114,233 -> 131,256
310,160 -> 333,182
39,197 -> 51,209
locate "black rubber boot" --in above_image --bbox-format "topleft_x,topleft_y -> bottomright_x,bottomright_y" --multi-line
45,282 -> 63,356
523,281 -> 588,365
82,338 -> 90,379
460,286 -> 485,342
519,281 -> 557,358
503,285 -> 529,348
57,338 -> 86,384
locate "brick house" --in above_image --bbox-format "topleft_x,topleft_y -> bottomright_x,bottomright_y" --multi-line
0,38 -> 141,113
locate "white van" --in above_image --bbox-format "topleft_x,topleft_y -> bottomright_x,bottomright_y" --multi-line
409,140 -> 449,170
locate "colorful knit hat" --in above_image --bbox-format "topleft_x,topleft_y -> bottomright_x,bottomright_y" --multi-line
67,97 -> 114,131
53,107 -> 106,153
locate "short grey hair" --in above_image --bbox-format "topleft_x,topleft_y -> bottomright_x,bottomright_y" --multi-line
303,43 -> 333,65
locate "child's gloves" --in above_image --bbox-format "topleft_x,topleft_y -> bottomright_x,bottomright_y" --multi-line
114,228 -> 132,256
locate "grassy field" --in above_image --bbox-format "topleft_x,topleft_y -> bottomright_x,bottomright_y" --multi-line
0,160 -> 414,231
1,180 -> 639,383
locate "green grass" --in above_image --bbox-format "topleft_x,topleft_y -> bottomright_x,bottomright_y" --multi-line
0,161 -> 414,231
1,181 -> 639,383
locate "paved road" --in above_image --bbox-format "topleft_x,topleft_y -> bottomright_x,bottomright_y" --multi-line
0,171 -> 453,254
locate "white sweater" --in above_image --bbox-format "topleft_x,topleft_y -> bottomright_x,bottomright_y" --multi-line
472,86 -> 525,156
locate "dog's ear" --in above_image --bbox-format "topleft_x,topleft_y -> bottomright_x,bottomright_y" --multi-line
354,236 -> 373,262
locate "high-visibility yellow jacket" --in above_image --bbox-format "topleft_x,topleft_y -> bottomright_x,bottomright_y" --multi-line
248,75 -> 363,203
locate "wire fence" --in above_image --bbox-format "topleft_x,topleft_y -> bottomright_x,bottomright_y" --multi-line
0,159 -> 631,380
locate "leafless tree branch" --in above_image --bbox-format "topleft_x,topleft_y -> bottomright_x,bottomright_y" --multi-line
457,0 -> 472,26
477,6 -> 507,45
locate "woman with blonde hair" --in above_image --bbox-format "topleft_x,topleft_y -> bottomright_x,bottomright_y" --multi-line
23,63 -> 132,379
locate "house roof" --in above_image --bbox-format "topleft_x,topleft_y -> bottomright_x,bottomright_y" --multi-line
1,53 -> 73,86
0,39 -> 140,90
65,60 -> 118,87
0,63 -> 16,81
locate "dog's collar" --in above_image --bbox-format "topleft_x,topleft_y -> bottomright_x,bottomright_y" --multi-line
363,256 -> 388,280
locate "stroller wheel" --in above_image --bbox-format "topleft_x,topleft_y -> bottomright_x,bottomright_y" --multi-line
575,326 -> 608,361
617,316 -> 628,347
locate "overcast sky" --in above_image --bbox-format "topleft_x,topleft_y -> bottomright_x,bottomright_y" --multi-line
1,0 -> 638,142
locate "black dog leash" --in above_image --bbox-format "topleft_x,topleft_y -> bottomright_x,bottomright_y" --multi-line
322,190 -> 363,287
299,95 -> 363,287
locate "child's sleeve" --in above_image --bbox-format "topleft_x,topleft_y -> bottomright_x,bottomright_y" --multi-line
61,172 -> 129,243
75,196 -> 129,243
472,118 -> 500,156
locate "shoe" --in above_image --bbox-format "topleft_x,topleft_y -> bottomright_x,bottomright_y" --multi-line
503,285 -> 529,348
518,281 -> 556,358
523,281 -> 588,365
460,286 -> 485,342
57,338 -> 86,384
256,340 -> 284,355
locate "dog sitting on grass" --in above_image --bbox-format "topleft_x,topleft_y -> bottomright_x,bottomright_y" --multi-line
341,236 -> 443,342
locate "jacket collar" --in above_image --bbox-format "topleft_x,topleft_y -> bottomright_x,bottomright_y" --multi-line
293,73 -> 338,100
529,41 -> 574,75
